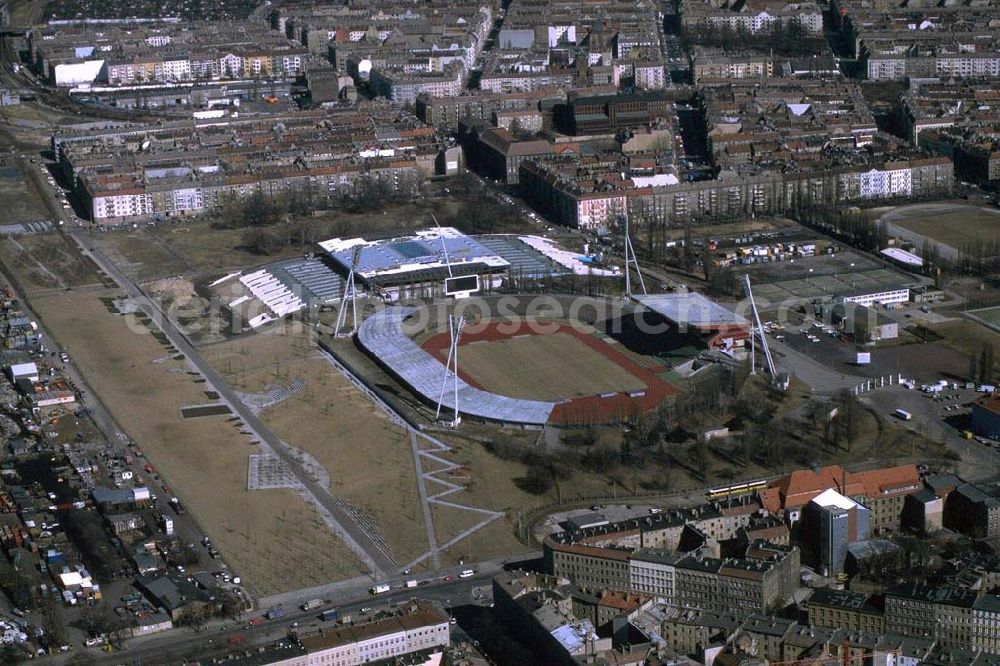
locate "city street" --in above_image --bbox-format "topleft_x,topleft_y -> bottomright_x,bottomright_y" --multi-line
86,560 -> 525,665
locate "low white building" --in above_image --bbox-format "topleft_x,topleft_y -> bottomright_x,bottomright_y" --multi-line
9,362 -> 38,383
843,288 -> 911,308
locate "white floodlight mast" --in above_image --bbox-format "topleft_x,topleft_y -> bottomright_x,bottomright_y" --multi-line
334,244 -> 362,337
623,215 -> 646,296
744,274 -> 776,378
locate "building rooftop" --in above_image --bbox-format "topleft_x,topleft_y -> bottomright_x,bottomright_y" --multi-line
811,488 -> 860,511
633,292 -> 747,329
886,583 -> 977,608
809,587 -> 872,611
319,227 -> 510,285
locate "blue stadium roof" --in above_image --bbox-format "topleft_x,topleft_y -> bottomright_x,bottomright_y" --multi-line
318,227 -> 509,285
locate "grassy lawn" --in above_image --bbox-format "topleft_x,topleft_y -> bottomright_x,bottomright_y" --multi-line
928,318 -> 999,359
892,207 -> 1000,248
442,332 -> 646,400
0,166 -> 49,225
966,306 -> 1000,332
662,218 -> 792,240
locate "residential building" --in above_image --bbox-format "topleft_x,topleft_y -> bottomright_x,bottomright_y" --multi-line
295,599 -> 449,665
808,587 -> 885,635
758,464 -> 921,533
884,584 -> 977,647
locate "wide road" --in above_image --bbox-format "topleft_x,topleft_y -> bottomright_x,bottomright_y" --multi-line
69,232 -> 398,579
86,558 -> 529,666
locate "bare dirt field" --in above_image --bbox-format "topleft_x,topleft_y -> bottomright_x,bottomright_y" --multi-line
202,329 -> 430,568
440,332 -> 646,400
0,234 -> 106,292
888,205 -> 1000,248
27,288 -> 365,596
0,164 -> 49,225
662,218 -> 793,240
927,318 -> 999,362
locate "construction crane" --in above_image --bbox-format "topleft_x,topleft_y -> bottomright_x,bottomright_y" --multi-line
744,273 -> 778,384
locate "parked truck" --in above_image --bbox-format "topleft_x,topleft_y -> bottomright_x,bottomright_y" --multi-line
894,409 -> 912,421
264,606 -> 286,620
301,599 -> 324,611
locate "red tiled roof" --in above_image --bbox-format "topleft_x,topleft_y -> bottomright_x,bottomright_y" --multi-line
760,464 -> 919,513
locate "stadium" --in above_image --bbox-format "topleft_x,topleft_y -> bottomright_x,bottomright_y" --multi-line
353,292 -> 750,428
356,298 -> 682,427
222,227 -> 749,427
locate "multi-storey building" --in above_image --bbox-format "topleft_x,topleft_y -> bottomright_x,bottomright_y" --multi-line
53,106 -> 442,223
415,88 -> 566,131
29,21 -> 307,86
691,47 -> 774,83
759,464 -> 922,533
973,595 -> 1000,655
681,0 -> 823,36
808,588 -> 885,635
884,584 -> 977,647
545,534 -> 799,617
629,548 -> 681,599
273,599 -> 450,665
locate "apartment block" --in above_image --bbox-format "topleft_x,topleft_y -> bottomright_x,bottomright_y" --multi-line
53,106 -> 443,223
808,588 -> 885,635
884,584 -> 977,647
28,21 -> 307,86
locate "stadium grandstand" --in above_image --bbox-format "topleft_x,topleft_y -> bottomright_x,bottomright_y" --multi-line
319,227 -> 510,301
357,306 -> 557,426
624,292 -> 750,354
229,256 -> 344,328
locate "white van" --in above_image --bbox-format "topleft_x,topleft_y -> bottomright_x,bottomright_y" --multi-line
459,569 -> 475,579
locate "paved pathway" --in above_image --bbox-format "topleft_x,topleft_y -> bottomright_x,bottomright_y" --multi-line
71,233 -> 398,578
318,349 -> 505,573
